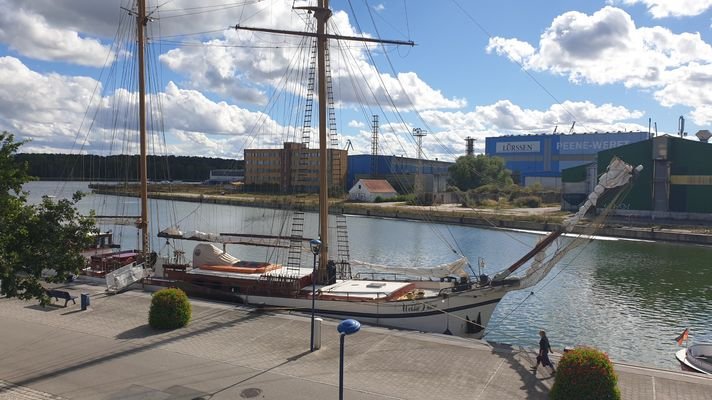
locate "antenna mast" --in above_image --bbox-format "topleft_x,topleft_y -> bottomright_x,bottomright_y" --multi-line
412,128 -> 427,195
371,115 -> 379,176
465,136 -> 475,156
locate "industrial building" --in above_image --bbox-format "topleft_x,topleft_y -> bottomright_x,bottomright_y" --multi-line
244,142 -> 347,193
485,132 -> 650,187
347,154 -> 452,194
562,134 -> 712,218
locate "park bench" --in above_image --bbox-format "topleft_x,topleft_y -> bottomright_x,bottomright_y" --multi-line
46,289 -> 78,307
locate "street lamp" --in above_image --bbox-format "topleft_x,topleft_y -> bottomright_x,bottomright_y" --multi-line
309,238 -> 322,352
337,319 -> 361,400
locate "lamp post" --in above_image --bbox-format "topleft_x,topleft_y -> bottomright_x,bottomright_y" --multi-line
309,239 -> 322,352
337,319 -> 361,400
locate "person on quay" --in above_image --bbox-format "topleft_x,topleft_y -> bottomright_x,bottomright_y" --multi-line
533,330 -> 555,373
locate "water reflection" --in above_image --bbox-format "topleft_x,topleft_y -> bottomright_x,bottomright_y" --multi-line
487,239 -> 712,370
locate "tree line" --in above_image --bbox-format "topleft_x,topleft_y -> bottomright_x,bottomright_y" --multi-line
14,153 -> 244,182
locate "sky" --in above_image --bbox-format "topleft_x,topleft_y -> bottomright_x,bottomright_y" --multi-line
1,0 -> 712,162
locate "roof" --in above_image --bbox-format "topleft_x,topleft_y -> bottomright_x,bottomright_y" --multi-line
355,179 -> 397,193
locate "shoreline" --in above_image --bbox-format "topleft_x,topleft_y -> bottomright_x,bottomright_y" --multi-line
94,189 -> 712,246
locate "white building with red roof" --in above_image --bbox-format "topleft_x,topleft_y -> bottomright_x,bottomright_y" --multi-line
348,179 -> 398,202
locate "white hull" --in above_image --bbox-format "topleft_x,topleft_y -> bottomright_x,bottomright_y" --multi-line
676,344 -> 712,375
240,287 -> 506,338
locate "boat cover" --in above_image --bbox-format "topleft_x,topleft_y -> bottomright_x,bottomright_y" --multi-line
193,243 -> 239,266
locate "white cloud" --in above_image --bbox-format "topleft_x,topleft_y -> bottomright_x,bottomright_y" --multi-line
609,0 -> 712,18
340,99 -> 646,161
418,100 -> 647,160
487,6 -> 712,124
0,57 -> 290,157
486,38 -> 535,64
0,57 -> 99,143
374,4 -> 385,12
160,3 -> 465,110
0,1 -> 114,67
348,120 -> 365,128
423,100 -> 644,133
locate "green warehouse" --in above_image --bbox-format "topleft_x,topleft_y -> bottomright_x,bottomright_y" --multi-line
562,135 -> 712,219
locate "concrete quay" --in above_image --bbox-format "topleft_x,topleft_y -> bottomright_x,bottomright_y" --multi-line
1,282 -> 710,400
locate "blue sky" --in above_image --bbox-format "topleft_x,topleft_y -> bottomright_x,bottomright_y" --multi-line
1,0 -> 711,161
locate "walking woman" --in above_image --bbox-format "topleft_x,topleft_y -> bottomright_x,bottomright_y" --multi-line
533,330 -> 555,373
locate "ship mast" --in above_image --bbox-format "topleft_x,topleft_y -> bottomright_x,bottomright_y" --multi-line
315,0 -> 331,279
236,1 -> 413,283
136,0 -> 150,258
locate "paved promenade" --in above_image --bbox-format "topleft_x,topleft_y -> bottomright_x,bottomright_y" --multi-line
1,282 -> 710,400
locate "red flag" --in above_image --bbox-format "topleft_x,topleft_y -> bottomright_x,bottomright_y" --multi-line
675,328 -> 689,346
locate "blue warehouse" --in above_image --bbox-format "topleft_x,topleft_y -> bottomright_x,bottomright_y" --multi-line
485,132 -> 650,187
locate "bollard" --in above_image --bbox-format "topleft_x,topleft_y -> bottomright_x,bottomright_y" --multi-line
313,318 -> 323,350
80,293 -> 90,310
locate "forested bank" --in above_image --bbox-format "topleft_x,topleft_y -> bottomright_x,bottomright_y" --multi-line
15,153 -> 242,182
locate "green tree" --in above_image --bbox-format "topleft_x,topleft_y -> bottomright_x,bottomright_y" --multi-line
447,154 -> 513,191
0,132 -> 96,304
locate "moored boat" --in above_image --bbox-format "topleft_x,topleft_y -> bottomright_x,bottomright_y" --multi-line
152,156 -> 641,339
676,344 -> 712,375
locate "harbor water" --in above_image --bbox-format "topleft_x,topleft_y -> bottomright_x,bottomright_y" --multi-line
26,181 -> 712,371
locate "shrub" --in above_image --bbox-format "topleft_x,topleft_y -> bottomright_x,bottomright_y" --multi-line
148,288 -> 192,329
549,347 -> 620,400
513,195 -> 542,208
410,192 -> 433,206
478,199 -> 499,208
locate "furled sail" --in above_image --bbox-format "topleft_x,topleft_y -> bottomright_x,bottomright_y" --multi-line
158,227 -> 292,248
493,156 -> 642,286
350,257 -> 469,278
562,157 -> 643,230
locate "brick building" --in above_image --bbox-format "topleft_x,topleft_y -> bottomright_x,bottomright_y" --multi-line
244,142 -> 347,193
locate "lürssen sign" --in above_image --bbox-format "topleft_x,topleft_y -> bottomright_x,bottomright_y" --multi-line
496,141 -> 540,153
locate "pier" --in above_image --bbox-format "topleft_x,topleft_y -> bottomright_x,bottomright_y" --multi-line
0,282 -> 710,399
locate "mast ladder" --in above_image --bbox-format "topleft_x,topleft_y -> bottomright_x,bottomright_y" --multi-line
283,38 -> 317,275
325,45 -> 350,274
325,45 -> 342,195
285,207 -> 306,275
335,214 -> 351,279
295,38 -> 318,193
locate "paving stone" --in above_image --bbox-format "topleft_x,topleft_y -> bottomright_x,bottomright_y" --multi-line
0,282 -> 711,400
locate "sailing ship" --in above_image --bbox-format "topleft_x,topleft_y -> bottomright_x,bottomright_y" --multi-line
102,0 -> 642,337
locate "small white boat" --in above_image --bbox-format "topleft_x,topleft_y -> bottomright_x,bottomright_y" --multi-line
675,344 -> 712,375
